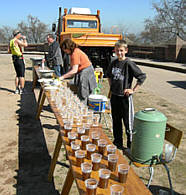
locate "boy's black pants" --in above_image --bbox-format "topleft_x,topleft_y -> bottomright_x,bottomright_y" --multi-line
111,94 -> 131,148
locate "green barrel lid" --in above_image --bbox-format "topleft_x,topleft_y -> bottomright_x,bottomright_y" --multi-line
134,108 -> 167,122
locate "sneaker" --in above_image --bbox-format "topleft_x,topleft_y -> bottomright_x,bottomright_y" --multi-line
15,88 -> 19,94
19,88 -> 23,94
20,89 -> 30,95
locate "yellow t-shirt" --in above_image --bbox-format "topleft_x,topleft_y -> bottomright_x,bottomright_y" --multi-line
9,39 -> 22,56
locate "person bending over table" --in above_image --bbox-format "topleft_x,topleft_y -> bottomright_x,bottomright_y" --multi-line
60,39 -> 97,105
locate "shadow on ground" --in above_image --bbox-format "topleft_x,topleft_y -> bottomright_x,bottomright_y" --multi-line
0,86 -> 15,94
149,185 -> 183,195
167,81 -> 186,90
14,81 -> 59,195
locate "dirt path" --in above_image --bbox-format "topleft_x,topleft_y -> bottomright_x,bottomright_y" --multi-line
0,54 -> 185,195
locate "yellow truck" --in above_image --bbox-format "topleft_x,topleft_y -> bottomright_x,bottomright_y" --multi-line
53,7 -> 122,74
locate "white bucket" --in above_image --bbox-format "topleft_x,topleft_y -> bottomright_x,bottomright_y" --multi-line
88,94 -> 107,112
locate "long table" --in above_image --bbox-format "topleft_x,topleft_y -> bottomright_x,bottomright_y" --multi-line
33,66 -> 152,195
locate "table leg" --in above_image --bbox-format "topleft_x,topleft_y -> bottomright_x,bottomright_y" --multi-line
37,87 -> 43,108
36,90 -> 46,120
61,167 -> 74,195
48,132 -> 63,182
32,67 -> 38,91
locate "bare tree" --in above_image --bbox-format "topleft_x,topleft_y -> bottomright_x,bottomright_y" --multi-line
17,15 -> 50,43
140,0 -> 185,44
102,26 -> 110,34
0,26 -> 15,43
102,23 -> 128,36
126,33 -> 139,44
0,15 -> 50,44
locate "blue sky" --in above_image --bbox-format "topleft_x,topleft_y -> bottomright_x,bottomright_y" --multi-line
0,0 -> 157,34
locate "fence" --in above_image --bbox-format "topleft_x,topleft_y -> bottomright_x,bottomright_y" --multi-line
0,43 -> 185,63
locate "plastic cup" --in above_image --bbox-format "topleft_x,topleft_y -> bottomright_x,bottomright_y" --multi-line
81,162 -> 92,180
71,141 -> 80,156
108,154 -> 118,172
92,114 -> 100,126
91,131 -> 100,145
118,164 -> 130,183
83,123 -> 91,135
98,139 -> 107,155
107,144 -> 117,155
110,184 -> 124,195
91,153 -> 102,171
99,168 -> 111,189
81,135 -> 90,150
75,150 -> 86,167
86,144 -> 96,160
68,132 -> 76,145
76,116 -> 82,126
63,123 -> 72,137
81,107 -> 88,117
77,127 -> 85,139
85,178 -> 98,195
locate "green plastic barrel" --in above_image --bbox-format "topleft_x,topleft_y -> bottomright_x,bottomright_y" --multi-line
131,108 -> 167,164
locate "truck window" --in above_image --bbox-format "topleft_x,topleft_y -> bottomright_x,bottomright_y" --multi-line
67,20 -> 97,29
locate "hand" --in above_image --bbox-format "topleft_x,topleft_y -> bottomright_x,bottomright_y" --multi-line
124,89 -> 134,96
59,76 -> 64,81
22,35 -> 26,40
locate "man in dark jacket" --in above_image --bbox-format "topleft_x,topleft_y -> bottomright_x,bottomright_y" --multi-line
43,34 -> 63,77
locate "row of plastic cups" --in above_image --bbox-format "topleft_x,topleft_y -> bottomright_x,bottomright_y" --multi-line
69,132 -> 116,157
84,167 -> 128,194
74,148 -> 129,175
62,114 -> 100,129
86,179 -> 124,194
68,130 -> 117,155
81,159 -> 129,183
63,123 -> 90,137
50,86 -> 83,109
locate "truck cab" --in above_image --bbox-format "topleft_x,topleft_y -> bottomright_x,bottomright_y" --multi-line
55,7 -> 122,74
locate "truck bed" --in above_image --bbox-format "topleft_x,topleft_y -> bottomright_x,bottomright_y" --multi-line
60,33 -> 122,47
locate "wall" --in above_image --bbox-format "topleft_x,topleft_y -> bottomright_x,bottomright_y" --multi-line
0,43 -> 185,63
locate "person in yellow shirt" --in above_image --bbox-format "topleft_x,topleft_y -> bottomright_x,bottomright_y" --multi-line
8,30 -> 28,94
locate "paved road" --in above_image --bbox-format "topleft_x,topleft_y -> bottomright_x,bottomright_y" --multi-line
139,65 -> 186,108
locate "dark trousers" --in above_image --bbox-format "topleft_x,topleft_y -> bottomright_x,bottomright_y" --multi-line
111,94 -> 131,148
